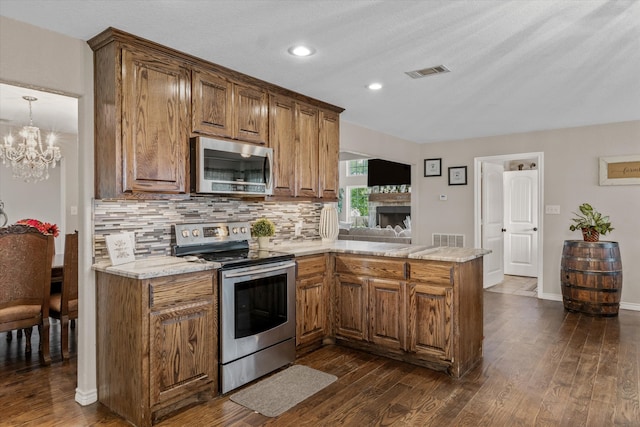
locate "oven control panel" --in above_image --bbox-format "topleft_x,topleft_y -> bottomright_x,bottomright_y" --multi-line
174,221 -> 251,246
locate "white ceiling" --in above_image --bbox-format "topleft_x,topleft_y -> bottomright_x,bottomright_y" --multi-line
1,0 -> 639,144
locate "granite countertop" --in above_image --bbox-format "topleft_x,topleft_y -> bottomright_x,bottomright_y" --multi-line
92,240 -> 490,279
93,256 -> 220,279
276,240 -> 490,262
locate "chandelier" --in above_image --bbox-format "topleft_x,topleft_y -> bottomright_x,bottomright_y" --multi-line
1,96 -> 62,183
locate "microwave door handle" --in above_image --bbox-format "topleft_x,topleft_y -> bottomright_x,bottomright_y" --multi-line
263,156 -> 268,185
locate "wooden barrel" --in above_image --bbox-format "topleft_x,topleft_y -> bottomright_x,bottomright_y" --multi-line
561,240 -> 622,316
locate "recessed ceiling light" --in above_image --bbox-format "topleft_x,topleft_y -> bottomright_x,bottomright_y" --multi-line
367,83 -> 383,90
288,45 -> 316,57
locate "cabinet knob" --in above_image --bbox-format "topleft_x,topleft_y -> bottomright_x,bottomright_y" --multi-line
533,227 -> 538,231
501,228 -> 507,232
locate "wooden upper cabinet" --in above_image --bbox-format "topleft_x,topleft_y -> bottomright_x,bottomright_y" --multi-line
121,48 -> 190,196
319,110 -> 340,200
191,68 -> 233,138
192,68 -> 268,145
90,28 -> 191,199
270,99 -> 341,200
233,83 -> 268,144
89,28 -> 342,200
269,95 -> 296,197
295,103 -> 319,198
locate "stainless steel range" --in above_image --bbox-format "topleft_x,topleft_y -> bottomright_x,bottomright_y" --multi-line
173,221 -> 296,394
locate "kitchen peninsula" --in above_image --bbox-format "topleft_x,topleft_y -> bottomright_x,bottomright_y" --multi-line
94,241 -> 489,426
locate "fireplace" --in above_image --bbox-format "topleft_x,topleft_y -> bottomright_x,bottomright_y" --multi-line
376,206 -> 411,228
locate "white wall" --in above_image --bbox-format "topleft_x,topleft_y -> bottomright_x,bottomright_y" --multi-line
418,121 -> 640,307
0,16 -> 96,404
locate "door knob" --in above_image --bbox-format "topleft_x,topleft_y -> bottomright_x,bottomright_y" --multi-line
501,228 -> 506,232
533,227 -> 538,231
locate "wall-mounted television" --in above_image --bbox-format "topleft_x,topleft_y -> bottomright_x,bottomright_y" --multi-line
367,159 -> 411,187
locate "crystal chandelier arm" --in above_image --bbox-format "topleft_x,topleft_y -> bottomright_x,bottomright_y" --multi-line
1,96 -> 62,182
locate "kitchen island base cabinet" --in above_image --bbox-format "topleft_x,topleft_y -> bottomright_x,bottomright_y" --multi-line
333,255 -> 483,378
96,270 -> 217,427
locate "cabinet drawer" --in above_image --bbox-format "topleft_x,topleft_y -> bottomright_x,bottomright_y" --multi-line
149,272 -> 214,308
335,255 -> 406,280
407,261 -> 452,285
296,255 -> 326,278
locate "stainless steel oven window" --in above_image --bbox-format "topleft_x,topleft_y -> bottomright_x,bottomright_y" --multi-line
234,272 -> 288,338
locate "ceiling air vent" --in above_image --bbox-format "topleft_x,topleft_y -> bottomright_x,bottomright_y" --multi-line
405,65 -> 450,79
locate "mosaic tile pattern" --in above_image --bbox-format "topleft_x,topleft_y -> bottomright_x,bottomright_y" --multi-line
93,197 -> 323,262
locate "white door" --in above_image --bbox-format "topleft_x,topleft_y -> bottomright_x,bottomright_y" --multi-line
503,170 -> 538,277
481,162 -> 505,287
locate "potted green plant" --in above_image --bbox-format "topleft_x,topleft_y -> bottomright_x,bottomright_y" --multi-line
252,218 -> 275,250
569,203 -> 614,242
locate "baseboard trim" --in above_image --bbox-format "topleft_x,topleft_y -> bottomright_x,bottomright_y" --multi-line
75,387 -> 98,406
620,302 -> 640,312
540,293 -> 640,312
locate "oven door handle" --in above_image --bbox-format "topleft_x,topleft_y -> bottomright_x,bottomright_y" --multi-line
222,261 -> 296,279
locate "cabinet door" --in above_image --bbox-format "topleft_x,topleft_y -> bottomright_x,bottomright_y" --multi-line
191,68 -> 233,138
269,95 -> 296,197
233,83 -> 268,145
295,103 -> 319,198
407,283 -> 453,361
121,48 -> 189,195
149,299 -> 216,405
319,110 -> 340,200
369,278 -> 406,350
296,275 -> 327,347
335,275 -> 368,341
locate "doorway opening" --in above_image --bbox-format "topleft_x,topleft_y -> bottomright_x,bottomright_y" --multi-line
473,152 -> 544,299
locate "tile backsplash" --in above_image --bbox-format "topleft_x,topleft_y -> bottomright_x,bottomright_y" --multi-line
93,197 -> 323,262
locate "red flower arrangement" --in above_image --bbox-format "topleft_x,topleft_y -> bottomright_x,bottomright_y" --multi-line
15,218 -> 60,237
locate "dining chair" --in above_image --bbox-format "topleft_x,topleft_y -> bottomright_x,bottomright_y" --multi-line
0,224 -> 54,365
49,231 -> 78,360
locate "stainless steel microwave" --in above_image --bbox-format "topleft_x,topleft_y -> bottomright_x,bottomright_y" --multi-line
190,137 -> 273,196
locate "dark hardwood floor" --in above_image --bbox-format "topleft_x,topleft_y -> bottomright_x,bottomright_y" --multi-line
2,292 -> 639,426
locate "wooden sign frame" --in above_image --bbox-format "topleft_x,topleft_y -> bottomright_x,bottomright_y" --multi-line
599,155 -> 640,186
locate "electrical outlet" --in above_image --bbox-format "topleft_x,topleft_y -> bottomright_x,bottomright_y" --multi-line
294,221 -> 303,236
439,194 -> 448,201
545,205 -> 560,215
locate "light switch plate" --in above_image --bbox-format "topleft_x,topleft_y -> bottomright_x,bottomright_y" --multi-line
439,194 -> 448,201
545,205 -> 560,214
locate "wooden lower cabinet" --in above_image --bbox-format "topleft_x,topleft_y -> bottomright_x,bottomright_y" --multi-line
332,255 -> 482,378
335,274 -> 368,342
97,270 -> 217,427
407,282 -> 453,361
295,255 -> 330,354
369,278 -> 406,351
335,275 -> 407,352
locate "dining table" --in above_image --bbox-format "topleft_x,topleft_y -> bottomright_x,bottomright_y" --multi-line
51,253 -> 64,293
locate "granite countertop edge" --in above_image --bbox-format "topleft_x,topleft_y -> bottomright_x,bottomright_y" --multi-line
92,241 -> 490,279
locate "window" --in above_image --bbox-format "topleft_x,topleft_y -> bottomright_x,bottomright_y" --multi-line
347,159 -> 368,176
346,186 -> 369,227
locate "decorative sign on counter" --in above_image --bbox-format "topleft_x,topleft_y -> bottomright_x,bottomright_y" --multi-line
106,232 -> 136,265
599,155 -> 640,186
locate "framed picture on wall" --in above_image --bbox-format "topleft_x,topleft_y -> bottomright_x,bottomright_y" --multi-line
448,166 -> 467,185
424,158 -> 442,177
